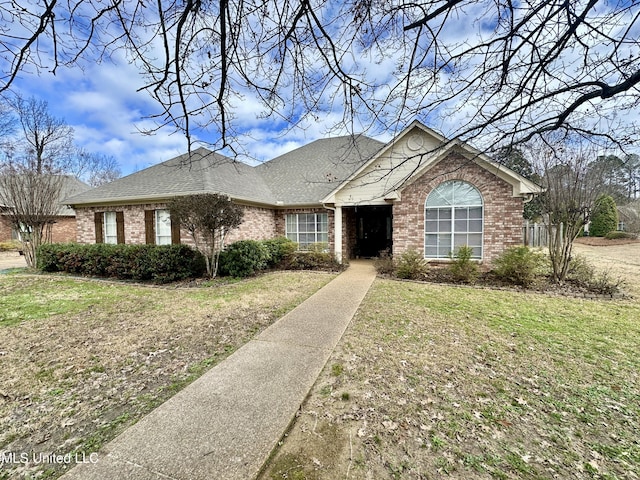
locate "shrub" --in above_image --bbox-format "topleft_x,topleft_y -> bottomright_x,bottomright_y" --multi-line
373,251 -> 396,275
395,249 -> 428,280
566,254 -> 596,286
605,230 -> 636,240
590,194 -> 618,237
303,242 -> 329,253
140,245 -> 207,283
492,246 -> 546,287
36,243 -> 205,283
218,240 -> 270,277
283,251 -> 343,271
585,270 -> 625,296
565,255 -> 625,295
261,237 -> 297,267
448,246 -> 479,283
0,240 -> 21,252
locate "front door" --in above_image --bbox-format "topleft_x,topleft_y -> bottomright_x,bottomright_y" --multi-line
355,206 -> 392,257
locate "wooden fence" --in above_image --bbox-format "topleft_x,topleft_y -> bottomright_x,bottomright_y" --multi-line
523,221 -> 549,248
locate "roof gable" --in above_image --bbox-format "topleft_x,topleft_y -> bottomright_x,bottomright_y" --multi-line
322,121 -> 543,205
65,123 -> 541,208
256,135 -> 384,205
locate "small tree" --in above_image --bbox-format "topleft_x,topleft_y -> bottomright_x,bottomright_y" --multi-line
589,195 -> 618,237
167,194 -> 244,277
0,169 -> 65,267
528,136 -> 601,283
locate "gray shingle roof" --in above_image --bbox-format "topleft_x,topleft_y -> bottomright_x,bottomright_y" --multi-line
64,148 -> 275,205
65,136 -> 384,207
257,135 -> 385,205
0,175 -> 89,215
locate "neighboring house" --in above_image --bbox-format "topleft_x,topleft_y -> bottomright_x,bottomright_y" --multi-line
618,201 -> 640,234
65,121 -> 542,264
0,176 -> 90,243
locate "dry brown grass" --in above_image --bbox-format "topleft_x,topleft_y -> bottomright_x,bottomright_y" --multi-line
0,271 -> 334,480
261,245 -> 640,480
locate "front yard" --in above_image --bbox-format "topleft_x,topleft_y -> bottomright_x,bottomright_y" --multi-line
0,271 -> 335,480
1,243 -> 639,480
260,244 -> 640,479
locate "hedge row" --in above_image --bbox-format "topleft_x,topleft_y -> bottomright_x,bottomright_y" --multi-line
36,237 -> 343,283
218,237 -> 343,278
37,243 -> 206,283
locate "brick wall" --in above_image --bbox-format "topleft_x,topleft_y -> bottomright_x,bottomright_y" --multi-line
226,205 -> 277,243
49,217 -> 78,243
274,208 -> 335,251
342,207 -> 357,259
1,214 -> 77,243
0,215 -> 13,243
393,152 -> 524,265
76,202 -> 277,246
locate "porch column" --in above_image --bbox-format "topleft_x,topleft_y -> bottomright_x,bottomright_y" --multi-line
334,205 -> 343,262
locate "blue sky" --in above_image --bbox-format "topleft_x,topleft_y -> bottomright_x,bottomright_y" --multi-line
10,54 -> 405,176
10,56 -> 339,175
5,1 -> 637,178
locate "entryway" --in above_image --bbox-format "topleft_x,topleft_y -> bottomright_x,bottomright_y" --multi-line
354,205 -> 392,257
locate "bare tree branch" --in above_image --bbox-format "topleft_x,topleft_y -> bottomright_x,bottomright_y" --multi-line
1,0 -> 639,155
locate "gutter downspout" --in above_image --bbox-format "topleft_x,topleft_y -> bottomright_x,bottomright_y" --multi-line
323,204 -> 343,263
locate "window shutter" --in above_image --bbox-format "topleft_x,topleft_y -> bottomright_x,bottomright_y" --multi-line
144,210 -> 155,244
94,212 -> 103,243
170,217 -> 181,245
116,211 -> 125,244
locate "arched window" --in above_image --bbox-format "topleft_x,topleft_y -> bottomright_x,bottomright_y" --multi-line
425,180 -> 483,259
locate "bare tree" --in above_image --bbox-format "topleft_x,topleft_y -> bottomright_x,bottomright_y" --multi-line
0,96 -> 122,265
527,136 -> 601,282
1,1 -> 639,154
10,96 -> 74,174
71,150 -> 122,187
168,194 -> 244,277
0,167 -> 65,267
0,100 -> 15,140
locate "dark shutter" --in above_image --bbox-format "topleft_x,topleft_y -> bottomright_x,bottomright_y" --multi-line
170,216 -> 181,245
116,211 -> 125,244
144,210 -> 155,244
94,212 -> 103,243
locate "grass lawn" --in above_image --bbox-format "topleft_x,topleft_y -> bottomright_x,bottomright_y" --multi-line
261,255 -> 640,479
0,271 -> 335,480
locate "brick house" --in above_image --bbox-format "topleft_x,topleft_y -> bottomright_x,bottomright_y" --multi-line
65,122 -> 542,264
0,176 -> 89,244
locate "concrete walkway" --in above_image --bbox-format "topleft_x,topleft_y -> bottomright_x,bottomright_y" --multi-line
0,251 -> 27,271
61,261 -> 377,480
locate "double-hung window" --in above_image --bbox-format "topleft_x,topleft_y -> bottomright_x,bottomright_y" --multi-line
286,213 -> 328,250
103,211 -> 118,244
425,181 -> 483,259
95,211 -> 124,244
145,209 -> 180,245
155,209 -> 172,245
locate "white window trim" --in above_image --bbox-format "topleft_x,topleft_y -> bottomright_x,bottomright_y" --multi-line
104,211 -> 118,244
155,209 -> 172,245
286,213 -> 329,250
424,181 -> 484,260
